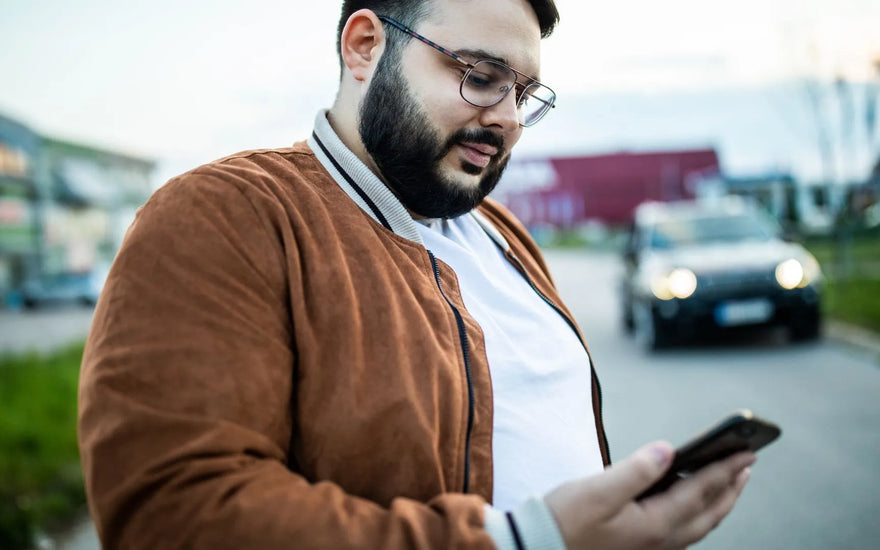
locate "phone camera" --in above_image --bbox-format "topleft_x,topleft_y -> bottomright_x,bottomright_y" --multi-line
739,424 -> 756,437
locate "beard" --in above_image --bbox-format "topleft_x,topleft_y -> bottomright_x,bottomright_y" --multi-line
359,53 -> 510,219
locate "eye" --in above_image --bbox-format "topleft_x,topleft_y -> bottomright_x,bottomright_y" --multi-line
464,70 -> 493,89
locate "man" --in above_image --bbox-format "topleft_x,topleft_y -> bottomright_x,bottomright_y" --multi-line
78,1 -> 755,548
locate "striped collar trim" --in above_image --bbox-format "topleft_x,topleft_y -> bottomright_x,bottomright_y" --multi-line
307,110 -> 511,253
308,110 -> 424,245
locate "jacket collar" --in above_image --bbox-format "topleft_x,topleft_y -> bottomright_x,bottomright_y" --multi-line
308,111 -> 424,245
308,110 -> 511,253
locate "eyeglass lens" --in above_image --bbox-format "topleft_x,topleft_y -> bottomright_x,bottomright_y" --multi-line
461,60 -> 555,126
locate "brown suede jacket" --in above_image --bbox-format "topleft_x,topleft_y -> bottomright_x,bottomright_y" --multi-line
78,139 -> 609,549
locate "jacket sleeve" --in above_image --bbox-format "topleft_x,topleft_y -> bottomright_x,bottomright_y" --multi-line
77,171 -> 496,550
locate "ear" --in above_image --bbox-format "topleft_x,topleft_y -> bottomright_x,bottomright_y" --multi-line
340,9 -> 386,82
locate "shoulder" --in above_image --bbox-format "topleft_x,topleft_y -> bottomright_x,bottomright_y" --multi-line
145,141 -> 329,216
168,142 -> 318,195
115,148 -> 319,287
194,142 -> 318,178
127,142 -> 324,244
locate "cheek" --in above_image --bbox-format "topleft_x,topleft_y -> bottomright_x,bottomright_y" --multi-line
426,93 -> 475,134
409,76 -> 479,127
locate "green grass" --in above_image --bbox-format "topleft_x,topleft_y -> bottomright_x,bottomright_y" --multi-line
822,278 -> 880,333
537,227 -> 627,252
806,234 -> 880,275
0,343 -> 86,549
805,233 -> 880,333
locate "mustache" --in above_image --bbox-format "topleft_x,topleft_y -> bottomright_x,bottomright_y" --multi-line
439,128 -> 506,160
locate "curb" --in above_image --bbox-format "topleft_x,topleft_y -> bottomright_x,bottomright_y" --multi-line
825,319 -> 880,362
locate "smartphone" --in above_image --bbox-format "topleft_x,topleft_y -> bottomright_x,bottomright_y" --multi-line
637,409 -> 781,500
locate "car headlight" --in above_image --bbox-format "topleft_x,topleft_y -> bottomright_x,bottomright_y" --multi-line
776,254 -> 822,289
775,259 -> 804,289
651,267 -> 698,300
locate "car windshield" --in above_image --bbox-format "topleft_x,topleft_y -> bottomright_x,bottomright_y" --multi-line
648,214 -> 777,249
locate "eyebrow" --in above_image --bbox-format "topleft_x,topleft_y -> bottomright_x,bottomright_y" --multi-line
454,48 -> 541,82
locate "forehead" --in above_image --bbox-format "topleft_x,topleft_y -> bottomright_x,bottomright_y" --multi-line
415,0 -> 543,75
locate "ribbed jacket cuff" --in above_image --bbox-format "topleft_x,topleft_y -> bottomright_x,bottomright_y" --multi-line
483,498 -> 567,550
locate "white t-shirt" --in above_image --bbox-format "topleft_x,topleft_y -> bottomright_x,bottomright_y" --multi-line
416,214 -> 604,510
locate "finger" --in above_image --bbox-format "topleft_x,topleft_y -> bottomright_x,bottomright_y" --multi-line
586,441 -> 675,516
663,451 -> 756,526
671,467 -> 752,547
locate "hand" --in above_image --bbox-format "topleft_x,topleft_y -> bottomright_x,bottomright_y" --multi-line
544,442 -> 755,550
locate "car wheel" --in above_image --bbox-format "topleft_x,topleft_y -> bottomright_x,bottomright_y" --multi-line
634,302 -> 670,351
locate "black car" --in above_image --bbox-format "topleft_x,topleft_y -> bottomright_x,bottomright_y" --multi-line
620,198 -> 823,350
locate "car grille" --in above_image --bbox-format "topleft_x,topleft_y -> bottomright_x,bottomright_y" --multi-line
696,268 -> 777,297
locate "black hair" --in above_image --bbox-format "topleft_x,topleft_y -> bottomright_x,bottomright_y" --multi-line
335,0 -> 559,72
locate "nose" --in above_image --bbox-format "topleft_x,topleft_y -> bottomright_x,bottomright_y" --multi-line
477,88 -> 522,133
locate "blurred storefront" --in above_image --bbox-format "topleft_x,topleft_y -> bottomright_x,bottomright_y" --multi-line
496,148 -> 873,236
0,112 -> 155,308
41,138 -> 154,277
0,114 -> 41,304
497,149 -> 721,229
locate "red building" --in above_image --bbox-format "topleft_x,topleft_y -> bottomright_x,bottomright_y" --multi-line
498,149 -> 721,228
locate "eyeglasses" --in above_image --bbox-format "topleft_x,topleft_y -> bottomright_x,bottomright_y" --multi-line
377,15 -> 556,127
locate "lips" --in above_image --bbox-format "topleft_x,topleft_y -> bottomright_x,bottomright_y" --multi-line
460,142 -> 498,157
458,142 -> 498,168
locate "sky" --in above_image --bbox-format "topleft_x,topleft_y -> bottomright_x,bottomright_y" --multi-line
1,0 -> 879,186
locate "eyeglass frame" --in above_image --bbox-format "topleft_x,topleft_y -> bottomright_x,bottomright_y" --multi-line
376,15 -> 556,127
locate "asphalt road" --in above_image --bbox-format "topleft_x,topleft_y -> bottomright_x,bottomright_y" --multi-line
545,249 -> 880,550
13,249 -> 879,549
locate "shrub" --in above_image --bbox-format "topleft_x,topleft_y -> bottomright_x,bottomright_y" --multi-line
0,343 -> 86,549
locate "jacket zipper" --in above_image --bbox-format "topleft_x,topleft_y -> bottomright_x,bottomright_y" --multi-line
505,252 -> 610,461
428,250 -> 475,494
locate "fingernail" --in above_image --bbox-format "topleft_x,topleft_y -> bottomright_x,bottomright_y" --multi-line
650,443 -> 673,466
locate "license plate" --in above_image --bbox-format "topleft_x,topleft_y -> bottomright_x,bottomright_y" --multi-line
714,299 -> 774,327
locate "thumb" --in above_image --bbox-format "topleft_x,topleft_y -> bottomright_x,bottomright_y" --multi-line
589,441 -> 675,514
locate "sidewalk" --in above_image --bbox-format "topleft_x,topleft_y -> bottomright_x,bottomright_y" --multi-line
826,319 -> 880,363
52,516 -> 98,550
0,306 -> 94,355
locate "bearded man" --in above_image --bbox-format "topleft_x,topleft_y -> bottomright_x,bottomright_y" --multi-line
78,1 -> 755,548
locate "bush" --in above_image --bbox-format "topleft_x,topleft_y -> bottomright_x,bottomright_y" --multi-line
0,343 -> 86,549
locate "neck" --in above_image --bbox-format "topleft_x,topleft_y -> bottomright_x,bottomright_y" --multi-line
327,100 -> 373,174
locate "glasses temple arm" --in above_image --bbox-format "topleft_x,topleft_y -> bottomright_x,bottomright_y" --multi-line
377,15 -> 472,69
